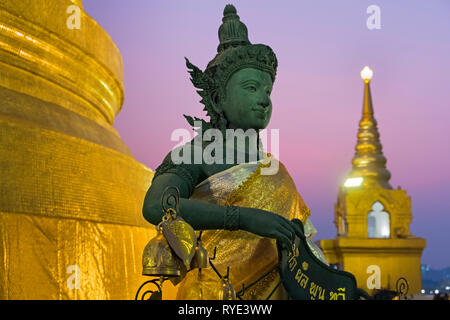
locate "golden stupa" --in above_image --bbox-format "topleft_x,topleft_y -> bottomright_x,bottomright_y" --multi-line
0,0 -> 162,299
320,67 -> 426,296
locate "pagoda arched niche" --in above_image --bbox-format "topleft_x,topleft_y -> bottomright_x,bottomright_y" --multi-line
367,201 -> 390,238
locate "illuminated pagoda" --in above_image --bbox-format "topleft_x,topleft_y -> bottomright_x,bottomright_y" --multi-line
320,67 -> 426,295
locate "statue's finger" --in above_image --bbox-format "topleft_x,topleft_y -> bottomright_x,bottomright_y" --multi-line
291,219 -> 304,237
278,217 -> 296,239
291,221 -> 303,238
278,224 -> 294,242
276,232 -> 291,251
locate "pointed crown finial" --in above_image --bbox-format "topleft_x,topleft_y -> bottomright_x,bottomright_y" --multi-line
217,4 -> 250,52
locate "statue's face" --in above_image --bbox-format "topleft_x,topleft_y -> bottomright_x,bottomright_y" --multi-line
220,68 -> 273,130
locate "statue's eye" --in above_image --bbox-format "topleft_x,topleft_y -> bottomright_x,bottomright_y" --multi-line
247,86 -> 257,92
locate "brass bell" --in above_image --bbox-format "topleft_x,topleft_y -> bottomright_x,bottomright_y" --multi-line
190,233 -> 208,270
221,280 -> 236,300
142,230 -> 181,277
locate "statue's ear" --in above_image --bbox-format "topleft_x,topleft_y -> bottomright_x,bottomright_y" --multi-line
209,90 -> 222,114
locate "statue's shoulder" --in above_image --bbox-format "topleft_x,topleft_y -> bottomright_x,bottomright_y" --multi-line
152,139 -> 206,192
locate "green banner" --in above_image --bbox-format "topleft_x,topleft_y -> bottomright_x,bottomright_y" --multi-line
278,220 -> 362,300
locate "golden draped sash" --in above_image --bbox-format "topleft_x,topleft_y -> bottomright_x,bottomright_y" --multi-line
176,157 -> 317,300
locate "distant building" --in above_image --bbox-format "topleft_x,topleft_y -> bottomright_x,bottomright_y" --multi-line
421,265 -> 450,294
320,67 -> 426,295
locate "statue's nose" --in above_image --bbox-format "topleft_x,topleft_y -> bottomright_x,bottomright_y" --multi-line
258,96 -> 270,108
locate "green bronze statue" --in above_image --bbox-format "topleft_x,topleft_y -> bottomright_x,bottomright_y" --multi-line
142,4 -> 327,300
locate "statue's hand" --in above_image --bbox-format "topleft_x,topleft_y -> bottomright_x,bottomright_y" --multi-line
240,208 -> 303,250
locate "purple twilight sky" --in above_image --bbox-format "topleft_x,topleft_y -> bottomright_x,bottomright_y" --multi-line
83,0 -> 450,269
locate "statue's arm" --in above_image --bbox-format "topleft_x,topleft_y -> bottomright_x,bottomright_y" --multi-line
142,171 -> 302,250
143,172 -> 226,230
142,144 -> 302,248
142,145 -> 225,229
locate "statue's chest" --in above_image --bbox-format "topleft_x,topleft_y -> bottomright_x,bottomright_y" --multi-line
201,163 -> 237,178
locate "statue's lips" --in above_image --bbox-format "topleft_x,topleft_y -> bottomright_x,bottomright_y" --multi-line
252,107 -> 268,118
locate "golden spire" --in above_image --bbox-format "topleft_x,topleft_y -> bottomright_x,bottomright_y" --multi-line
347,66 -> 392,189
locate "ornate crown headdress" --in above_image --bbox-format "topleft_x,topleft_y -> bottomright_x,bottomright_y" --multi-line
184,4 -> 278,131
